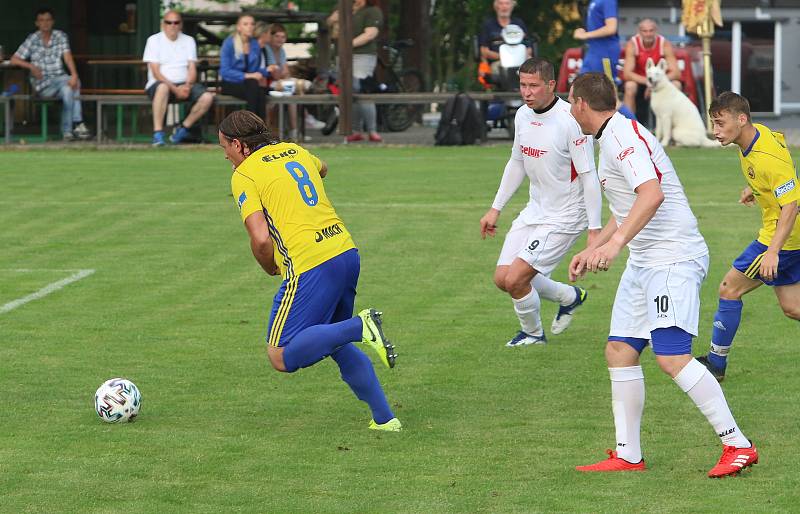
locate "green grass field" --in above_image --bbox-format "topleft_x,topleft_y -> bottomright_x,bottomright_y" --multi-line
1,144 -> 799,513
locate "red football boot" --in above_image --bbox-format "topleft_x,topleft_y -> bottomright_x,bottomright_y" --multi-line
708,443 -> 758,478
576,449 -> 646,472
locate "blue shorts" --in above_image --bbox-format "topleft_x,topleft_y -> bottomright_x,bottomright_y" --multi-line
580,43 -> 620,80
267,248 -> 359,347
610,326 -> 693,356
733,240 -> 800,286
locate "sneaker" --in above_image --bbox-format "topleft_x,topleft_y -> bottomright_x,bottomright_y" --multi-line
575,450 -> 646,472
345,132 -> 364,143
505,330 -> 547,348
368,132 -> 383,143
697,354 -> 726,382
152,131 -> 166,146
368,417 -> 402,432
708,442 -> 758,478
357,308 -> 396,368
551,286 -> 587,335
62,132 -> 75,142
170,125 -> 190,144
305,114 -> 326,130
72,122 -> 91,140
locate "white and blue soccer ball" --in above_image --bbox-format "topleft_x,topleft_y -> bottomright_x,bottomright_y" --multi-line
94,378 -> 141,423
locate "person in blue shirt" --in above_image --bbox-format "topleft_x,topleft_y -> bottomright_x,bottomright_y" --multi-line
220,14 -> 271,118
574,0 -> 620,81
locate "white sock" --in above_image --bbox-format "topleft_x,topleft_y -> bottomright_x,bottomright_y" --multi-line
673,358 -> 750,448
532,274 -> 576,305
609,366 -> 645,463
512,288 -> 543,336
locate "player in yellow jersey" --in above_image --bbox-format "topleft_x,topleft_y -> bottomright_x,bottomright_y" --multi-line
218,110 -> 400,431
697,92 -> 800,381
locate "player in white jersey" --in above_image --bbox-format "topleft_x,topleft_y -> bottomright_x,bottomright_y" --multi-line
480,58 -> 603,347
567,73 -> 758,478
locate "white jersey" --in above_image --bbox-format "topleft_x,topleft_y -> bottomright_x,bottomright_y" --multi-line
596,112 -> 708,266
510,98 -> 596,230
143,32 -> 198,89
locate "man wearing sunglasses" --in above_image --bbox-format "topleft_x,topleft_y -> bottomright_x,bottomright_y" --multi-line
143,11 -> 214,145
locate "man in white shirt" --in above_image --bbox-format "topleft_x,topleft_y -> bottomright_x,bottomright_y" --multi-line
480,58 -> 603,347
567,72 -> 758,478
143,11 -> 214,146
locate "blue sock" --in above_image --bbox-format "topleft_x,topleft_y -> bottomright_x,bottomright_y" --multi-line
282,317 -> 362,372
709,298 -> 743,369
331,343 -> 394,424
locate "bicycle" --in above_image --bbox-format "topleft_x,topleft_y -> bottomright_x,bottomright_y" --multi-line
319,39 -> 424,135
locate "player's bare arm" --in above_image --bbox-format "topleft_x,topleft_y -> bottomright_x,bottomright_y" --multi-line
739,186 -> 755,206
318,161 -> 328,178
480,208 -> 501,239
581,179 -> 664,276
569,216 -> 617,281
593,179 -> 663,269
243,211 -> 279,276
761,200 -> 799,281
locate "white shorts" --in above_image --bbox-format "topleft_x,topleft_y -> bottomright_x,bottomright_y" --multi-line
497,218 -> 582,275
609,255 -> 709,340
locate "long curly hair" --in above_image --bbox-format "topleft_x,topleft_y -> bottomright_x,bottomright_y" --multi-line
218,110 -> 279,151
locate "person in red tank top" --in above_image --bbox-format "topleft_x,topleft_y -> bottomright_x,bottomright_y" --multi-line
622,19 -> 681,116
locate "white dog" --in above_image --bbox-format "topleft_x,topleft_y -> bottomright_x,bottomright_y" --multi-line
646,58 -> 718,147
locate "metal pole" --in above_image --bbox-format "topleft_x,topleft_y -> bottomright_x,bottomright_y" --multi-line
774,21 -> 782,116
701,20 -> 713,134
731,21 -> 741,94
338,0 -> 353,137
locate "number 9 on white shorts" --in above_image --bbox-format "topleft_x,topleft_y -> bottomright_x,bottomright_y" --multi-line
497,220 -> 582,276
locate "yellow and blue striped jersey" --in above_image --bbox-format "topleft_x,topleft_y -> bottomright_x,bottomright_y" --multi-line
739,124 -> 800,250
231,142 -> 355,278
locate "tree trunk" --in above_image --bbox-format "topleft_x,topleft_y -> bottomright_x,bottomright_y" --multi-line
397,0 -> 431,88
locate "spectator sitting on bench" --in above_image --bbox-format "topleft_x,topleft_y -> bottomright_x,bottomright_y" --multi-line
10,7 -> 91,141
220,14 -> 271,120
143,10 -> 215,146
622,18 -> 681,120
261,23 -> 324,140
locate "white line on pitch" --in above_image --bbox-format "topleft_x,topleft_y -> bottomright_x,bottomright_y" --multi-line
0,268 -> 91,273
0,269 -> 95,314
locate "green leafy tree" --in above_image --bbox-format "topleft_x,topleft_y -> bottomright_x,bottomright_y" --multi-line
200,0 -> 583,90
431,0 -> 583,90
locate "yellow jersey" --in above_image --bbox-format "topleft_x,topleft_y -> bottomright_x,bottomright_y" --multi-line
739,124 -> 800,250
231,142 -> 355,279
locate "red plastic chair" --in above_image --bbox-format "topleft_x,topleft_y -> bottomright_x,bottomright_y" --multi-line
559,46 -> 699,107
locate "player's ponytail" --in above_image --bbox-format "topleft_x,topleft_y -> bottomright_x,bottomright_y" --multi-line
219,110 -> 279,152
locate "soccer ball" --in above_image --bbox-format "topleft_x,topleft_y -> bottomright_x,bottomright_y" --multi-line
94,378 -> 141,423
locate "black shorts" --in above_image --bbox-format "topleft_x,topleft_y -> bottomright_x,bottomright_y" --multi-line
146,81 -> 208,104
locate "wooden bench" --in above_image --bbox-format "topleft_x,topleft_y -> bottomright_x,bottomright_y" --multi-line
0,92 -> 246,143
2,91 -> 523,144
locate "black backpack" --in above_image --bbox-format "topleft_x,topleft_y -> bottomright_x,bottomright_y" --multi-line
435,93 -> 485,146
